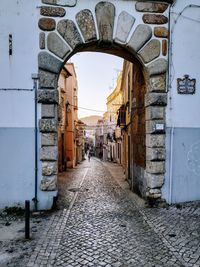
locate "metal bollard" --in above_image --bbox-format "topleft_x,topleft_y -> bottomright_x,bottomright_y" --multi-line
25,200 -> 30,239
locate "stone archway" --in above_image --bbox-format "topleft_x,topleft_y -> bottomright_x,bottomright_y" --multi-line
38,0 -> 169,201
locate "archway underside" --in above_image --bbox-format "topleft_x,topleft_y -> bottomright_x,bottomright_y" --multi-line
38,0 -> 169,201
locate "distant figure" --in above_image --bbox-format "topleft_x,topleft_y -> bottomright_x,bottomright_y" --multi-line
88,150 -> 92,162
99,151 -> 103,161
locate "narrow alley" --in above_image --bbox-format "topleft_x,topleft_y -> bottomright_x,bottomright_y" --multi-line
26,159 -> 200,267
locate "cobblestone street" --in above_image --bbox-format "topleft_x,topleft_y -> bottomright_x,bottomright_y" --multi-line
25,158 -> 200,267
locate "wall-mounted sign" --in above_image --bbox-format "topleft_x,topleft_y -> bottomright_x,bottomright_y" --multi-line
177,75 -> 196,94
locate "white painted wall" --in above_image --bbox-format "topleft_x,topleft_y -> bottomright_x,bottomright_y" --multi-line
0,0 -> 40,127
167,0 -> 200,128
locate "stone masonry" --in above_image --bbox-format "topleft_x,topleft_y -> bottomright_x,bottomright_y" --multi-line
38,1 -> 169,200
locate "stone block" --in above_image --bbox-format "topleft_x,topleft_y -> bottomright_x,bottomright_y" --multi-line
39,119 -> 57,133
146,147 -> 165,161
41,133 -> 57,146
146,120 -> 165,134
146,134 -> 165,148
149,74 -> 166,92
38,18 -> 56,31
154,27 -> 169,38
42,0 -> 77,6
146,161 -> 165,174
39,70 -> 57,89
40,6 -> 66,17
143,14 -> 168,25
95,2 -> 115,42
40,146 -> 58,161
145,92 -> 167,107
47,32 -> 71,59
147,59 -> 167,76
38,52 -> 62,74
42,161 -> 58,176
127,24 -> 152,52
146,188 -> 161,198
41,104 -> 55,118
136,2 -> 168,13
138,39 -> 160,64
39,32 -> 45,49
162,39 -> 167,56
145,172 -> 164,189
115,11 -> 135,44
40,175 -> 57,191
37,89 -> 58,104
57,19 -> 83,49
146,106 -> 165,120
76,9 -> 97,42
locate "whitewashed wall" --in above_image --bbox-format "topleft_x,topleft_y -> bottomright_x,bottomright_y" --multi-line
163,0 -> 200,203
0,0 -> 56,210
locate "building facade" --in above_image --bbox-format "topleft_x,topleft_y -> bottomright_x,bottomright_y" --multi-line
0,0 -> 199,209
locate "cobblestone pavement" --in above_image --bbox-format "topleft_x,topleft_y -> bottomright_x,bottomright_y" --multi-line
25,158 -> 200,267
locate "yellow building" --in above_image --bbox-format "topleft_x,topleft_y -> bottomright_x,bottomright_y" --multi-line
104,72 -> 123,163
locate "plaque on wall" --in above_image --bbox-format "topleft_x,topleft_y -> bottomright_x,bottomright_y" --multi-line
177,75 -> 196,94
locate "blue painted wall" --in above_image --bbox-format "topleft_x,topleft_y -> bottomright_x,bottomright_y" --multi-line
0,128 -> 35,208
163,127 -> 200,203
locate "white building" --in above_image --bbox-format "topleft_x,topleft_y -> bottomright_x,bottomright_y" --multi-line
0,0 -> 199,209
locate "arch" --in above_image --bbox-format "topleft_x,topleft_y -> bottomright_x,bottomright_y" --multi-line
38,0 -> 169,201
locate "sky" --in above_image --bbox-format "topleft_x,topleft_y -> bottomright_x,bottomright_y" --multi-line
69,52 -> 123,119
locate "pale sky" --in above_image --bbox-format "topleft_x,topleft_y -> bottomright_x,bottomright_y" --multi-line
70,52 -> 123,119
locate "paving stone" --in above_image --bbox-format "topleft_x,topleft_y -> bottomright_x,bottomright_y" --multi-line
136,2 -> 168,13
38,18 -> 56,31
57,19 -> 83,49
76,9 -> 97,42
95,2 -> 115,43
127,24 -> 152,52
42,0 -> 77,6
138,39 -> 160,64
40,6 -> 66,17
47,32 -> 71,59
24,160 -> 200,267
115,11 -> 135,44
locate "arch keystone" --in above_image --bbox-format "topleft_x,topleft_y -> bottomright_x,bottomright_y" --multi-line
76,9 -> 97,43
47,32 -> 71,59
95,2 -> 115,43
138,39 -> 160,64
57,19 -> 83,49
115,11 -> 135,44
127,24 -> 152,52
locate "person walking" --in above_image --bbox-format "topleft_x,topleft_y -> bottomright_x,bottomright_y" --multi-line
88,150 -> 92,162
